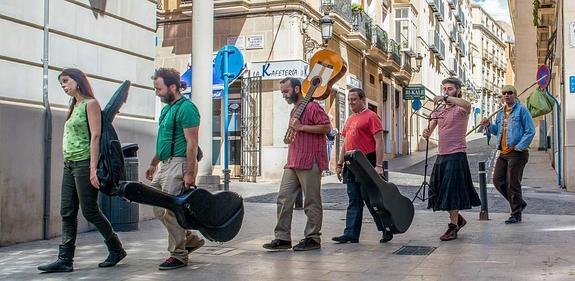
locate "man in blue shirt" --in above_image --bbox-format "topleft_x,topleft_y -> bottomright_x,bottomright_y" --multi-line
480,85 -> 535,224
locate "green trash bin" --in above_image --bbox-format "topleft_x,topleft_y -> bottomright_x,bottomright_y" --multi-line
99,143 -> 140,231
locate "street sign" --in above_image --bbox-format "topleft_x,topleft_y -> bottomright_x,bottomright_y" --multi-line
411,99 -> 422,111
214,45 -> 244,82
214,45 -> 245,191
570,76 -> 575,94
404,85 -> 426,100
536,64 -> 551,89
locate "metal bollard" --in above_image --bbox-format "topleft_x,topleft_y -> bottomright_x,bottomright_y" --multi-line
382,160 -> 389,181
294,190 -> 303,210
478,161 -> 489,220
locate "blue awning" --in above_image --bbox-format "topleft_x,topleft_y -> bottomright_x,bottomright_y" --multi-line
180,67 -> 224,99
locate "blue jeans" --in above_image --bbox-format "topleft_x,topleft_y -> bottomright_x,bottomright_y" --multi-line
343,174 -> 384,238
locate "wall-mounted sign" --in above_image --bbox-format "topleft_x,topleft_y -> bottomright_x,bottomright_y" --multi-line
569,22 -> 575,48
570,76 -> 575,94
227,36 -> 245,49
249,60 -> 308,80
537,64 -> 551,89
346,75 -> 361,88
411,99 -> 422,111
246,34 -> 264,49
404,84 -> 426,100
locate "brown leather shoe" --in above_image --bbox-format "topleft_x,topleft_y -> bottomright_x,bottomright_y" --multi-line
457,214 -> 467,229
185,231 -> 205,253
186,238 -> 205,253
440,223 -> 459,241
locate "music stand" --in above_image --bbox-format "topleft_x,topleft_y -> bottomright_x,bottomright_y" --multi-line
412,101 -> 444,203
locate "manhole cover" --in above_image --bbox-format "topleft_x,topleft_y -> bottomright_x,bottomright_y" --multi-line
393,246 -> 436,256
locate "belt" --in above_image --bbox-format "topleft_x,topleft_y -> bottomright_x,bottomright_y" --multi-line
161,157 -> 186,164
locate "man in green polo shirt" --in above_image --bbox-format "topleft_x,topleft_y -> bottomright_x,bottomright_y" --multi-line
145,68 -> 204,270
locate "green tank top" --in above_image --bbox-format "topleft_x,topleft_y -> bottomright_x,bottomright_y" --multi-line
63,100 -> 91,161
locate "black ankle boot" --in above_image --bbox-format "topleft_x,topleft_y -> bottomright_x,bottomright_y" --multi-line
38,245 -> 75,273
99,234 -> 127,268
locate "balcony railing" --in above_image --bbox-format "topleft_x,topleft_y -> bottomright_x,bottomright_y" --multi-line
399,33 -> 414,54
458,37 -> 466,57
438,39 -> 445,60
450,58 -> 458,75
450,27 -> 458,43
352,10 -> 373,40
437,0 -> 445,21
372,25 -> 389,53
459,10 -> 466,27
429,30 -> 440,53
402,53 -> 412,72
455,5 -> 462,22
321,0 -> 353,24
388,39 -> 401,64
448,0 -> 457,9
426,0 -> 438,12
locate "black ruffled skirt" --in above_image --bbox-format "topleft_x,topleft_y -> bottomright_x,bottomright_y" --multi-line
427,152 -> 481,211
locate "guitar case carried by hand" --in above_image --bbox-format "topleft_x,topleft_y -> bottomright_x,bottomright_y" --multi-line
118,181 -> 244,242
344,150 -> 414,241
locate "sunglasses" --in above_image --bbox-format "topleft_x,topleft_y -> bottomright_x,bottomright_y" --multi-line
502,91 -> 515,96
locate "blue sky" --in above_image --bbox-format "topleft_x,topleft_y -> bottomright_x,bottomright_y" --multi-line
472,0 -> 511,24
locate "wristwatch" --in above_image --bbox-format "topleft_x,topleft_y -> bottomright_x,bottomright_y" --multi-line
443,94 -> 449,102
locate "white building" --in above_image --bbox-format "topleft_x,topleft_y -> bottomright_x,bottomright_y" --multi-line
0,0 -> 157,245
470,4 -> 508,120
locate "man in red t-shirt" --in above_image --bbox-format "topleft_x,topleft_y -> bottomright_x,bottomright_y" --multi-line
262,77 -> 331,251
333,88 -> 386,243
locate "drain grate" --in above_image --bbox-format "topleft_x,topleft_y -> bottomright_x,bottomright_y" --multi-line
195,246 -> 237,255
393,246 -> 436,256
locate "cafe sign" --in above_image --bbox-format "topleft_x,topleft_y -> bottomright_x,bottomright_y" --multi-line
404,84 -> 426,100
249,60 -> 308,80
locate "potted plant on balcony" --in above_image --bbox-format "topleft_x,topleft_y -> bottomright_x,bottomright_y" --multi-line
351,3 -> 364,12
351,3 -> 365,32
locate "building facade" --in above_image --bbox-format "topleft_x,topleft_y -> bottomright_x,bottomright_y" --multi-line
497,20 -> 516,86
404,0 -> 475,151
469,4 -> 508,121
508,0 -> 575,191
0,0 -> 158,245
156,0 -> 416,180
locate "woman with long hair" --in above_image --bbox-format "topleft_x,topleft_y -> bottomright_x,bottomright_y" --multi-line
38,68 -> 127,273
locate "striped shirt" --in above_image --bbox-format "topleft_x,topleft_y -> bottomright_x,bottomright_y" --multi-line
431,104 -> 469,155
285,101 -> 330,171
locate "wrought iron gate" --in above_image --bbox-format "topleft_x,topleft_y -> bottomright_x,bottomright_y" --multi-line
240,76 -> 262,182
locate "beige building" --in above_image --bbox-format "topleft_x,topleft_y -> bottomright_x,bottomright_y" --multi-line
156,0 -> 416,180
497,21 -> 516,86
470,4 -> 507,118
405,0 -> 475,150
0,0 -> 157,245
508,0 -> 575,191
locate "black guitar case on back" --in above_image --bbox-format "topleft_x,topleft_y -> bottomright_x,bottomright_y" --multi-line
344,150 -> 414,238
118,181 -> 244,242
97,81 -> 131,195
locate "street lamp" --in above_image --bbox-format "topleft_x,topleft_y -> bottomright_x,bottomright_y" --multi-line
320,12 -> 334,45
413,53 -> 424,72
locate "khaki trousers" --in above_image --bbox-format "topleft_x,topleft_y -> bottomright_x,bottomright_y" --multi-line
150,157 -> 203,262
274,162 -> 323,242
